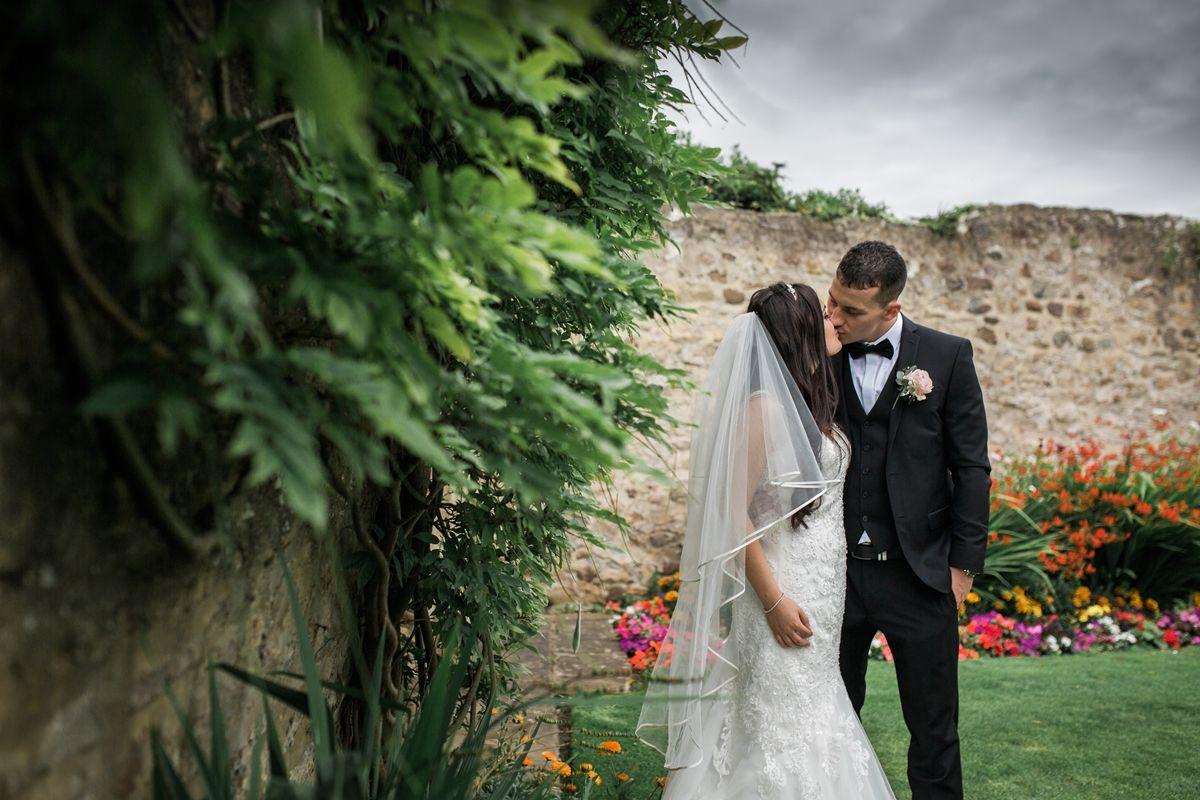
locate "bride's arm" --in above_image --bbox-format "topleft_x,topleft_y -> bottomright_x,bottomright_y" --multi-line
743,396 -> 813,648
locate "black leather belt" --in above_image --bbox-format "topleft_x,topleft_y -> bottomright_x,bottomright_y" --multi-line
850,544 -> 900,561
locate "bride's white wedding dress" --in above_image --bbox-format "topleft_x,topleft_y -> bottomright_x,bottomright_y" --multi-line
663,433 -> 896,800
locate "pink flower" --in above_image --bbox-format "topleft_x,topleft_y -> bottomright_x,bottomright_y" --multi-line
909,369 -> 933,398
895,366 -> 933,404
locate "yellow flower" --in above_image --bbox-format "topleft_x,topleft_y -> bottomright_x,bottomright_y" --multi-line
1147,597 -> 1160,613
558,764 -> 573,777
617,773 -> 631,783
1001,590 -> 1013,601
490,707 -> 499,716
1014,589 -> 1042,617
550,761 -> 564,772
512,713 -> 525,725
542,751 -> 557,761
597,740 -> 622,754
520,735 -> 530,743
579,763 -> 592,772
1072,586 -> 1091,608
965,591 -> 980,604
656,776 -> 668,788
665,590 -> 679,602
1191,591 -> 1200,608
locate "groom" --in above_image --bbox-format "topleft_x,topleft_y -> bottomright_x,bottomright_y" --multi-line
826,241 -> 990,800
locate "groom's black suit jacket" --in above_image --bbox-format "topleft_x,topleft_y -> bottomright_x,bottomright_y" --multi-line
834,316 -> 991,593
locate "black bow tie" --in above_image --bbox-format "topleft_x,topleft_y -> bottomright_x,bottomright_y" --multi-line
845,339 -> 894,359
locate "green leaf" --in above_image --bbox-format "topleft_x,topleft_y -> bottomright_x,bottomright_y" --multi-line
208,667 -> 231,798
150,730 -> 194,800
281,561 -> 335,778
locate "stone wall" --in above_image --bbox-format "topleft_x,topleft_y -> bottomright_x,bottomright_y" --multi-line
0,245 -> 353,800
555,205 -> 1200,605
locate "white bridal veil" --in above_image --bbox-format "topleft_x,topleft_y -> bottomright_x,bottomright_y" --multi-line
636,312 -> 838,769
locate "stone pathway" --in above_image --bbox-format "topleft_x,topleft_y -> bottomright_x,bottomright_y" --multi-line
507,608 -> 632,756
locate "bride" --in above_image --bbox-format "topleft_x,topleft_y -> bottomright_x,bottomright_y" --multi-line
637,283 -> 896,799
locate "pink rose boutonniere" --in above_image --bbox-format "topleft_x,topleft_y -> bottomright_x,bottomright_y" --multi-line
895,366 -> 933,405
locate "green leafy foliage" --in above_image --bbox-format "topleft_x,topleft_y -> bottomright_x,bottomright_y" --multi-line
982,428 -> 1200,605
789,187 -> 893,221
6,0 -> 733,763
703,145 -> 891,220
919,204 -> 976,237
151,564 -> 532,799
704,145 -> 788,211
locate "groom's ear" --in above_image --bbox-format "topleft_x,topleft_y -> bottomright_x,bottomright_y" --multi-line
883,300 -> 901,322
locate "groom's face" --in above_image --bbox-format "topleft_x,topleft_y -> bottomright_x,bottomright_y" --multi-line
827,277 -> 901,344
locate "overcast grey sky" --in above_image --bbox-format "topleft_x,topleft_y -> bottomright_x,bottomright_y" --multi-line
670,0 -> 1200,219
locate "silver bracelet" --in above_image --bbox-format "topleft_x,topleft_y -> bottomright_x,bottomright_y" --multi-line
764,592 -> 785,614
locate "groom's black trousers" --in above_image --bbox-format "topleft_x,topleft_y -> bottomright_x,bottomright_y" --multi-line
841,556 -> 963,800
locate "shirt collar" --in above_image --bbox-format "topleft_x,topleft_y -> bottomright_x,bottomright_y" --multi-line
865,313 -> 904,350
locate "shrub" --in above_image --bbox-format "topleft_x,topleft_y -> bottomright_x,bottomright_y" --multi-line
9,0 -> 740,758
789,187 -> 892,221
918,204 -> 975,237
703,147 -> 890,220
705,145 -> 789,211
984,424 -> 1200,604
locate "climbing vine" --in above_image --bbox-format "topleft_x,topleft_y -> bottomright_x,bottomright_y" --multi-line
3,0 -> 740,744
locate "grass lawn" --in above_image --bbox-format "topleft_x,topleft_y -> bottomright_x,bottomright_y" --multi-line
565,647 -> 1200,799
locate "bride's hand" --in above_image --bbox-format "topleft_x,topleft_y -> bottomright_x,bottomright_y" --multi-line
766,596 -> 813,648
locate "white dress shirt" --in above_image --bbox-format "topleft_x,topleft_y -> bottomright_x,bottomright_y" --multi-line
850,313 -> 904,413
850,314 -> 904,547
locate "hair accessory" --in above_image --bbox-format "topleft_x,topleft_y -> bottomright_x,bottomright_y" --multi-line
785,283 -> 797,299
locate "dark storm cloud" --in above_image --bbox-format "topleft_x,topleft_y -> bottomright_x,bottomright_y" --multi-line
675,0 -> 1200,217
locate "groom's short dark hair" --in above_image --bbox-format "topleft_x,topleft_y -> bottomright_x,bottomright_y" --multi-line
837,241 -> 907,305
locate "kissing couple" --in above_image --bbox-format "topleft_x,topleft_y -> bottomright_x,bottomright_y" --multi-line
638,241 -> 991,800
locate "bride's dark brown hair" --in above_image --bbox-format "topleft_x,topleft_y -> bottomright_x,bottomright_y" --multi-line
747,282 -> 841,527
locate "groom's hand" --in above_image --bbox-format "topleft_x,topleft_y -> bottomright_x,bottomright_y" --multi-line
950,567 -> 974,607
766,596 -> 813,648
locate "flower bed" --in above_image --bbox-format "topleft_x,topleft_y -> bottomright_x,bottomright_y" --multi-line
607,424 -> 1200,671
869,590 -> 1200,661
608,578 -> 1200,670
605,572 -> 679,677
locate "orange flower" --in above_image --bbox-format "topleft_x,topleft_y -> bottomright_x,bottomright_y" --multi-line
522,757 -> 533,767
618,773 -> 631,782
597,740 -> 622,755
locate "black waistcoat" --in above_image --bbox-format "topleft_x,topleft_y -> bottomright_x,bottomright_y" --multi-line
842,358 -> 901,551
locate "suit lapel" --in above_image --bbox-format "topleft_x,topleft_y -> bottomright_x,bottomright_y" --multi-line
835,351 -> 860,423
887,317 -> 922,450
